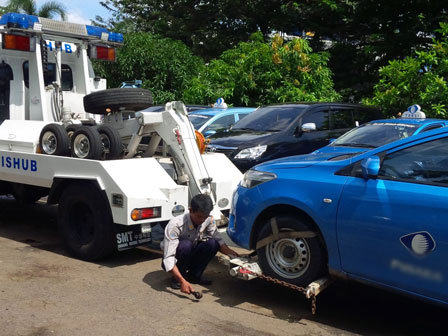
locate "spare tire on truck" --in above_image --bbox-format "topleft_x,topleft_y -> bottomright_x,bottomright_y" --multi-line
83,88 -> 153,115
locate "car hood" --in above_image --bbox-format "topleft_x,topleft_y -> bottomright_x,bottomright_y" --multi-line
208,130 -> 276,148
254,151 -> 359,170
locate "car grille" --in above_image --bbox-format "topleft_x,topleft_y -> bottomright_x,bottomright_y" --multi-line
206,145 -> 237,157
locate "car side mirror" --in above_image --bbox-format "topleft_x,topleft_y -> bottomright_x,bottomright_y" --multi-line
361,156 -> 380,179
301,123 -> 316,133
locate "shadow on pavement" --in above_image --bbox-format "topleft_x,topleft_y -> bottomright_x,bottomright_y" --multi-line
142,257 -> 447,335
0,196 -> 159,268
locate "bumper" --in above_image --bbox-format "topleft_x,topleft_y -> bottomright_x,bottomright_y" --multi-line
227,185 -> 262,250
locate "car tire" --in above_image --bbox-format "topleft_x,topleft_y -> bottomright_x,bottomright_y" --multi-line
39,123 -> 70,156
57,181 -> 116,260
97,124 -> 123,160
256,215 -> 326,287
70,126 -> 102,160
83,88 -> 153,115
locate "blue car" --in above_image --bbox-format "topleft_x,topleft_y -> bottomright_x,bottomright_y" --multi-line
189,107 -> 255,138
228,126 -> 448,306
315,114 -> 448,156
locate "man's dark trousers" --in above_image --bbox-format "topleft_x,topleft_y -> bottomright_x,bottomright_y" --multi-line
176,238 -> 220,279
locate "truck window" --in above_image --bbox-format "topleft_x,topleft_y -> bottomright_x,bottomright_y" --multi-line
23,61 -> 73,91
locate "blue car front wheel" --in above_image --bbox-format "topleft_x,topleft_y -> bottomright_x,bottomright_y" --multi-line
257,215 -> 326,287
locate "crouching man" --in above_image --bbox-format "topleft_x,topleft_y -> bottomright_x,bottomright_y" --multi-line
161,194 -> 239,294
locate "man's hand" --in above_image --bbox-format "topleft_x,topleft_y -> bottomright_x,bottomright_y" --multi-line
220,243 -> 240,258
180,280 -> 194,294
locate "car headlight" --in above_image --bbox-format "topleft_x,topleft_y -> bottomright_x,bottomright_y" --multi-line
241,169 -> 277,188
234,145 -> 267,160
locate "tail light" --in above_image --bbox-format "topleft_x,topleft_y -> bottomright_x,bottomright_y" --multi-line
2,34 -> 35,51
90,45 -> 116,61
131,207 -> 162,221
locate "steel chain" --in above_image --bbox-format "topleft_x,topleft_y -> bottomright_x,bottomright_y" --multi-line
239,267 -> 317,315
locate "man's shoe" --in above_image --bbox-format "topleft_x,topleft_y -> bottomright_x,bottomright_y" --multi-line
187,275 -> 212,286
170,278 -> 181,290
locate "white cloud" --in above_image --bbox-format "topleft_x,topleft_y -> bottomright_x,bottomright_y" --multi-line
67,10 -> 91,25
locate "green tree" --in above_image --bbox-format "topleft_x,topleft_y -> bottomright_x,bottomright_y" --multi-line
183,33 -> 340,106
4,0 -> 66,19
279,1 -> 448,101
93,32 -> 205,104
98,0 -> 287,60
98,0 -> 448,101
365,23 -> 448,118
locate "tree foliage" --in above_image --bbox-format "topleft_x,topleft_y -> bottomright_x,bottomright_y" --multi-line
98,0 -> 448,101
93,32 -> 204,104
98,0 -> 290,60
280,1 -> 448,101
365,23 -> 448,118
3,0 -> 66,19
183,33 -> 340,106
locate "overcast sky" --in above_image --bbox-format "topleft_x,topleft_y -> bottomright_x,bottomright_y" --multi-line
1,0 -> 111,24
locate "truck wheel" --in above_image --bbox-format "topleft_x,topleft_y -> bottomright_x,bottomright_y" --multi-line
58,181 -> 115,260
71,126 -> 102,160
256,216 -> 326,287
66,124 -> 81,143
39,124 -> 70,156
97,125 -> 123,160
83,88 -> 153,115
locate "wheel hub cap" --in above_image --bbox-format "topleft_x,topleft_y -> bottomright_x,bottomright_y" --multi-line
266,237 -> 310,279
42,131 -> 57,155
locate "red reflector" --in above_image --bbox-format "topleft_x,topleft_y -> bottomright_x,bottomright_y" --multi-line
96,46 -> 116,61
3,34 -> 30,51
131,207 -> 161,221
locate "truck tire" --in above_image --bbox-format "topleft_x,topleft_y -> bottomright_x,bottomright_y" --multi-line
70,126 -> 102,160
97,124 -> 123,160
39,123 -> 70,156
83,88 -> 153,115
256,216 -> 326,287
58,181 -> 115,260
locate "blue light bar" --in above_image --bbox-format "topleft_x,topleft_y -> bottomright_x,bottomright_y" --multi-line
0,12 -> 124,44
85,25 -> 124,43
0,12 -> 39,29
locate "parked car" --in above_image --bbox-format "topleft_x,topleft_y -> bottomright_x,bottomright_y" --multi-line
189,107 -> 256,137
314,108 -> 448,156
227,126 -> 448,306
119,80 -> 142,88
143,105 -> 209,113
207,103 -> 383,172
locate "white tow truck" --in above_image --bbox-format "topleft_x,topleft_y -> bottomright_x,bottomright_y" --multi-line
0,12 -> 242,260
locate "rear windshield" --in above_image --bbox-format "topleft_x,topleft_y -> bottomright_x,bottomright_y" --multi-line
189,114 -> 212,129
332,122 -> 420,148
232,106 -> 305,132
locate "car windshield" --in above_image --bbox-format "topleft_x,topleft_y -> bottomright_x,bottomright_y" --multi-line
232,106 -> 305,132
332,122 -> 420,148
189,114 -> 212,129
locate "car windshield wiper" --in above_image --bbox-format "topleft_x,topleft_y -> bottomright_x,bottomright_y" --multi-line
333,143 -> 376,148
232,127 -> 257,131
265,129 -> 281,132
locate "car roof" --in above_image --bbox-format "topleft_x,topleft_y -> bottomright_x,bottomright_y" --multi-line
366,118 -> 448,126
189,107 -> 256,117
261,102 -> 379,109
